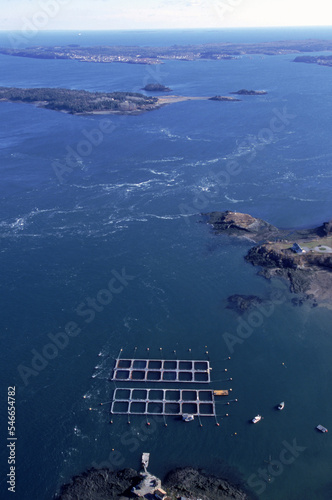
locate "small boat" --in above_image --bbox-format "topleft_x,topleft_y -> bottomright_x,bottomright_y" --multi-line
316,425 -> 328,433
252,415 -> 262,424
182,414 -> 194,422
278,402 -> 285,411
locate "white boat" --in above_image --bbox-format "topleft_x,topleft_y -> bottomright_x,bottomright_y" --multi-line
278,402 -> 285,410
182,414 -> 194,422
252,414 -> 262,424
316,425 -> 328,433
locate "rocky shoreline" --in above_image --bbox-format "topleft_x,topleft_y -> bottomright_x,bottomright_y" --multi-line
54,466 -> 251,500
205,211 -> 332,306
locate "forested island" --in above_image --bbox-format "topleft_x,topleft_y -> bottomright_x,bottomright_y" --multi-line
142,83 -> 172,91
0,87 -> 243,114
2,39 -> 332,65
0,87 -> 159,114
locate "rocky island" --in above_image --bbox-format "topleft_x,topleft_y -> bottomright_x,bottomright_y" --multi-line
142,83 -> 172,92
54,466 -> 250,500
230,89 -> 267,95
2,39 -> 332,65
209,95 -> 241,102
206,211 -> 332,305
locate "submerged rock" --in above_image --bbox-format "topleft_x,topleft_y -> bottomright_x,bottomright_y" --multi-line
226,294 -> 263,313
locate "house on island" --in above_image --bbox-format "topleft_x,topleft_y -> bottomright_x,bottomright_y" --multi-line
291,243 -> 305,254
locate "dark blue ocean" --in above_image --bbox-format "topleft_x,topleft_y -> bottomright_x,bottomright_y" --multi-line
0,27 -> 332,500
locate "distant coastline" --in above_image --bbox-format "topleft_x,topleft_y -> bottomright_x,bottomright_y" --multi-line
1,39 -> 332,65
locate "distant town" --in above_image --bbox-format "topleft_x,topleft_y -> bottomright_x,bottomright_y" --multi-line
1,39 -> 332,65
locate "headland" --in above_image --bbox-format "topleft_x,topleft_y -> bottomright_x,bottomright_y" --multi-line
294,55 -> 332,67
205,211 -> 332,306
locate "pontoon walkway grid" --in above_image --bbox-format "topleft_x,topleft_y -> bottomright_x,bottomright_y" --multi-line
110,388 -> 216,416
111,358 -> 211,383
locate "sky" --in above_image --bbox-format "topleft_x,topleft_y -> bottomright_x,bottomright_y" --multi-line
1,0 -> 332,31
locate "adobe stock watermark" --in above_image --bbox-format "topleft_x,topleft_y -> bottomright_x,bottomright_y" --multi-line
52,63 -> 169,185
179,107 -> 296,224
91,411 -> 164,470
17,268 -> 135,386
52,118 -> 116,184
247,438 -> 306,495
8,0 -> 71,49
223,289 -> 287,354
208,0 -> 245,22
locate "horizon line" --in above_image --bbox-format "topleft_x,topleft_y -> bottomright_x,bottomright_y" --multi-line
1,25 -> 332,32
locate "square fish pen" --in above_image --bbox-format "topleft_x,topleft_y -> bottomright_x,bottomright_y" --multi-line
111,358 -> 211,383
110,388 -> 216,417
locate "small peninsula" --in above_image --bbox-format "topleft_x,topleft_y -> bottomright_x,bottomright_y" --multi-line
293,55 -> 332,67
205,211 -> 332,305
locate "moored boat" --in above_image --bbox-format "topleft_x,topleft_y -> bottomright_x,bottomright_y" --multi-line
278,401 -> 285,410
316,424 -> 328,433
252,414 -> 262,424
182,414 -> 194,422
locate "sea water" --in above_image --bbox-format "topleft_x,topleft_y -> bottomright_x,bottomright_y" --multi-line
0,28 -> 332,500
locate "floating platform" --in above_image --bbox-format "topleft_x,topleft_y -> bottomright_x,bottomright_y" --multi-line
111,358 -> 211,383
110,388 -> 217,416
213,390 -> 229,396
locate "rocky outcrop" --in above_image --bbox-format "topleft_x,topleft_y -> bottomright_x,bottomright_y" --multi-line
54,468 -> 141,500
226,294 -> 263,313
208,96 -> 241,102
230,89 -> 267,95
164,467 -> 250,500
205,211 -> 279,242
54,466 -> 251,500
206,211 -> 332,305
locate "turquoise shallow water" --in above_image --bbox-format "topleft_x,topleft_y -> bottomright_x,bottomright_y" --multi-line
0,28 -> 332,500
